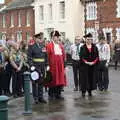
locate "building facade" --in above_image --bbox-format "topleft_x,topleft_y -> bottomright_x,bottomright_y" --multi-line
33,0 -> 85,43
0,0 -> 35,42
85,0 -> 120,44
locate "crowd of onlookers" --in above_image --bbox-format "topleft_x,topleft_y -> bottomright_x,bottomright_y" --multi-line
0,32 -> 120,102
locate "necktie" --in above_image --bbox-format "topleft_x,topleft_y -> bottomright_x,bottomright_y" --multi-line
76,44 -> 79,55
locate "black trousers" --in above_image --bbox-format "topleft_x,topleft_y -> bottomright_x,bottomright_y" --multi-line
97,61 -> 109,91
5,63 -> 12,94
72,60 -> 81,90
32,63 -> 45,100
32,82 -> 43,100
48,86 -> 62,98
12,70 -> 22,96
0,68 -> 7,95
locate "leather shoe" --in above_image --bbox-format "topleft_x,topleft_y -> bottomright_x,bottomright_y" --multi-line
38,98 -> 47,103
34,99 -> 38,104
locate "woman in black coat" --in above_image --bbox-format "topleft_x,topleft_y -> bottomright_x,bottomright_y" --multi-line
80,33 -> 99,97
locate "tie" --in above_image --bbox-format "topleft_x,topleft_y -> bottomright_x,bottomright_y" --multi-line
76,44 -> 79,55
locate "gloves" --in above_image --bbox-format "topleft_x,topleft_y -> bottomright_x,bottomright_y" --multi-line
46,66 -> 50,71
30,66 -> 35,71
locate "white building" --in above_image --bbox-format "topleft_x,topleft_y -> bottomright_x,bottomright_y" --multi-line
33,0 -> 85,43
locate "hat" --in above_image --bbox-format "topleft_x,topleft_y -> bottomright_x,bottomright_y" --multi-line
34,32 -> 43,38
30,71 -> 39,81
51,30 -> 61,38
83,33 -> 93,38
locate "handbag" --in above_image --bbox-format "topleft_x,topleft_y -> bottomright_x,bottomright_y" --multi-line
44,70 -> 52,84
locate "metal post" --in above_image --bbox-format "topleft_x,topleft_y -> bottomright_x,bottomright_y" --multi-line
0,96 -> 9,120
23,71 -> 32,115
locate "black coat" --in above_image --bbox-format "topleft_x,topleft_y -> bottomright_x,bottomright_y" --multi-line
79,44 -> 99,91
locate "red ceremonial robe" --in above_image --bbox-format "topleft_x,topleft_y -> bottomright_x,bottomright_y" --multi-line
46,42 -> 66,87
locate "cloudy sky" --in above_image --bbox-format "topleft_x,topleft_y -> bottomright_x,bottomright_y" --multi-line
0,0 -> 4,4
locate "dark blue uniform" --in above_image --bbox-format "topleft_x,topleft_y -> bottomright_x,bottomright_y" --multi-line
27,43 -> 47,103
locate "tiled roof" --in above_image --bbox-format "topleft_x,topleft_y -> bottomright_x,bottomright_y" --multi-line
5,0 -> 34,10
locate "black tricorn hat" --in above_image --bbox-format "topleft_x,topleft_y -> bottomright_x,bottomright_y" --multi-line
51,30 -> 61,38
34,32 -> 43,38
83,33 -> 93,38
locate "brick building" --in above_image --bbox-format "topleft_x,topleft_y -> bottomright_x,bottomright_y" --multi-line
82,0 -> 120,44
0,0 -> 35,42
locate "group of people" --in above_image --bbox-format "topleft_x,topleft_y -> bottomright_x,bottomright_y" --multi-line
0,30 -> 111,104
70,33 -> 110,97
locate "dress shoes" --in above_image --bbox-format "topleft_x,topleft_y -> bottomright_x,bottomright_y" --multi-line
38,98 -> 47,103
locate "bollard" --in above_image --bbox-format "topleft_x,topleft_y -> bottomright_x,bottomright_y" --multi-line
0,96 -> 9,120
23,71 -> 32,115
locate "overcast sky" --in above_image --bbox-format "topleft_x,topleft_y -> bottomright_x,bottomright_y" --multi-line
0,0 -> 4,4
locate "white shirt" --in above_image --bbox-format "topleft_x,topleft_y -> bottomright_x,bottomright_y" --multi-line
70,43 -> 83,60
96,43 -> 110,63
53,42 -> 62,55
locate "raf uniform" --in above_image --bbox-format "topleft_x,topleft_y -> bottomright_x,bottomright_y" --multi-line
27,32 -> 47,104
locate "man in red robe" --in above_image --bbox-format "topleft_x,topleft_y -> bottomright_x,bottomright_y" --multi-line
46,30 -> 66,99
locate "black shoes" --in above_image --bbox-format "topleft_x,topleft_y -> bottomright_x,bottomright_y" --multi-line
88,91 -> 92,97
81,91 -> 92,97
34,98 -> 47,104
82,92 -> 85,97
34,99 -> 39,104
38,98 -> 47,103
74,88 -> 78,91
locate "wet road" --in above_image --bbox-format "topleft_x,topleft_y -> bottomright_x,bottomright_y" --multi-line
8,67 -> 120,120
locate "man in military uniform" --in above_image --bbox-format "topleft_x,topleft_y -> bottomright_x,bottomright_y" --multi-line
27,32 -> 47,104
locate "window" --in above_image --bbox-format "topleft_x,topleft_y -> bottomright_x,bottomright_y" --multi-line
2,15 -> 5,28
26,32 -> 30,41
59,1 -> 65,19
116,28 -> 120,40
39,5 -> 44,21
18,12 -> 21,27
103,28 -> 112,43
0,0 -> 4,4
86,2 -> 97,20
26,11 -> 30,26
48,4 -> 52,20
86,28 -> 98,43
10,14 -> 14,27
117,0 -> 120,17
1,33 -> 6,40
60,32 -> 66,41
17,31 -> 22,42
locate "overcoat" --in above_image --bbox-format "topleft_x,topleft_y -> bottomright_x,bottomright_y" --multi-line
46,42 -> 66,87
80,44 -> 99,91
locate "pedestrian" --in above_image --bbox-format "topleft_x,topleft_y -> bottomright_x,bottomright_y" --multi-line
79,33 -> 99,97
27,32 -> 47,104
64,39 -> 72,65
96,37 -> 110,92
9,42 -> 23,98
113,40 -> 120,70
46,30 -> 67,100
70,36 -> 83,91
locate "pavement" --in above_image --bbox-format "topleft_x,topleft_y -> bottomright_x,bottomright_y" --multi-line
8,89 -> 120,120
7,66 -> 120,120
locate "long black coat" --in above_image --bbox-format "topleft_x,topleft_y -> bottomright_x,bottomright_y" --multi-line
79,44 -> 99,92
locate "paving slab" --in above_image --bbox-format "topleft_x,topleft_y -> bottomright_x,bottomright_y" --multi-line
8,89 -> 120,120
